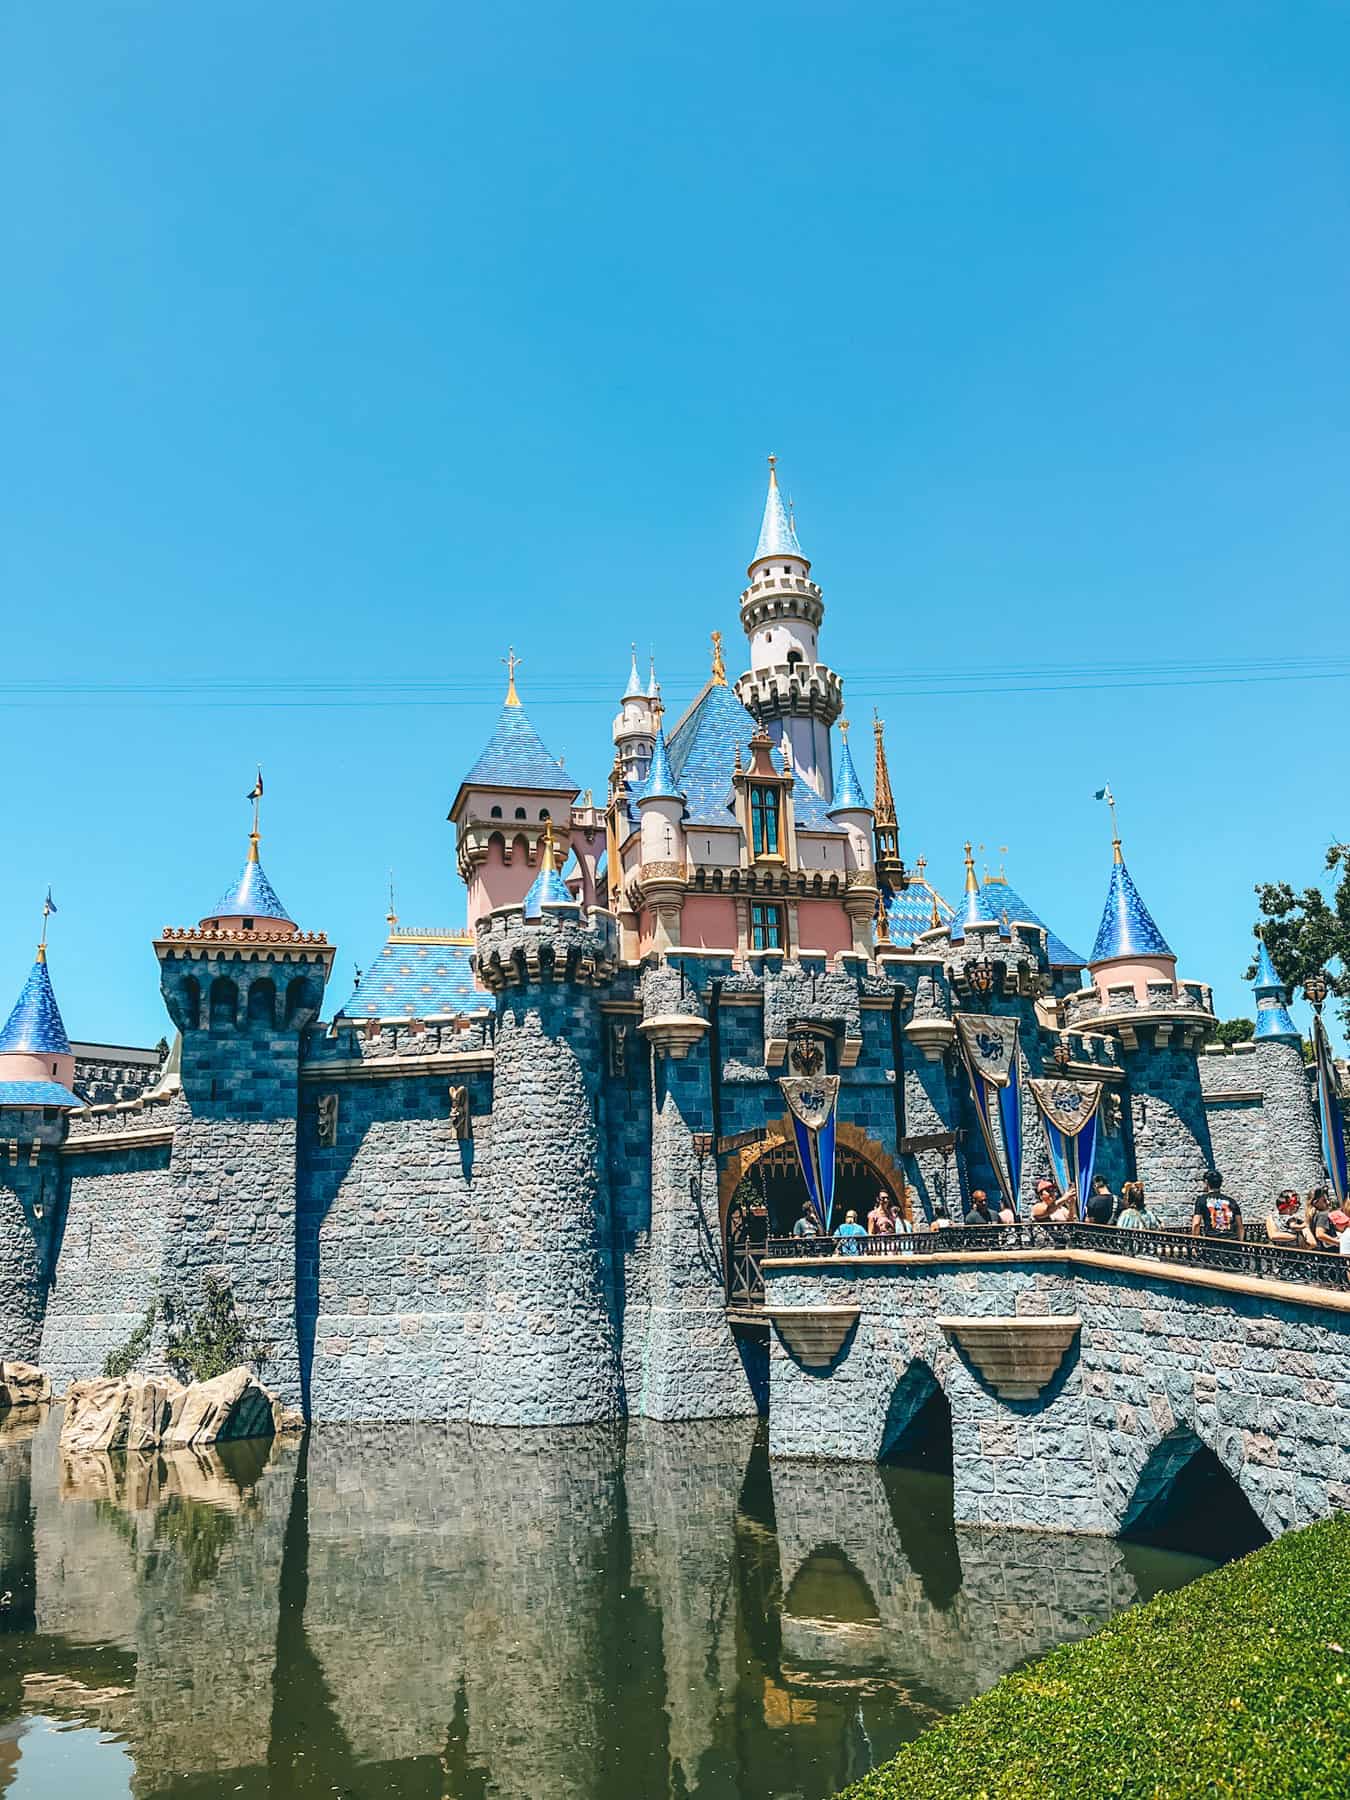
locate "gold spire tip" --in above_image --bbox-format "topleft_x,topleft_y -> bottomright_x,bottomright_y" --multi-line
541,820 -> 556,871
35,942 -> 47,964
247,830 -> 260,865
839,717 -> 849,742
503,646 -> 522,707
710,629 -> 727,686
963,841 -> 978,892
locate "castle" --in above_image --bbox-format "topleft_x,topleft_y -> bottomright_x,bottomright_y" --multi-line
0,463 -> 1334,1426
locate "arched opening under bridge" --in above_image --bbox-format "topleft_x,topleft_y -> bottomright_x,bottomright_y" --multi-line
1120,1428 -> 1270,1561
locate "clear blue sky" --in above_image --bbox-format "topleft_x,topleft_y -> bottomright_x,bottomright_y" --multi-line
4,1 -> 1349,1046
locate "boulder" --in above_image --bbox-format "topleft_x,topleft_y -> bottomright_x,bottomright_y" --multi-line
61,1378 -> 134,1452
0,1361 -> 51,1408
160,1367 -> 278,1448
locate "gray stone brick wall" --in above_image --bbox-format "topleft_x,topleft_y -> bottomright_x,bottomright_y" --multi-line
0,1110 -> 65,1363
39,1139 -> 173,1391
764,1253 -> 1350,1538
1125,1038 -> 1215,1222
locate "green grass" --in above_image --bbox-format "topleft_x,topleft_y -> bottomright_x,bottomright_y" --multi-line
841,1513 -> 1350,1800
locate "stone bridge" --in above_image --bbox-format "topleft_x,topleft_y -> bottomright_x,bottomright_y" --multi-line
763,1242 -> 1350,1540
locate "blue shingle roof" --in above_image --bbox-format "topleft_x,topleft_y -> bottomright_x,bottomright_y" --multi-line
210,849 -> 292,923
885,879 -> 955,947
753,463 -> 804,562
0,956 -> 72,1057
660,681 -> 844,834
980,877 -> 1085,968
460,703 -> 580,794
335,928 -> 484,1019
948,878 -> 1011,942
1090,856 -> 1173,962
1254,1001 -> 1299,1041
828,732 -> 870,814
1252,939 -> 1298,1039
0,1079 -> 82,1108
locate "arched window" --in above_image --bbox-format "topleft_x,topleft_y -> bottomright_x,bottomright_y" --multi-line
786,649 -> 804,668
177,975 -> 202,1032
247,978 -> 277,1029
750,787 -> 780,857
209,976 -> 238,1031
514,806 -> 527,821
285,976 -> 317,1026
540,807 -> 550,821
490,805 -> 503,819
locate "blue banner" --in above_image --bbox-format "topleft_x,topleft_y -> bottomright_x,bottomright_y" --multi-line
1313,1015 -> 1348,1206
998,1052 -> 1023,1203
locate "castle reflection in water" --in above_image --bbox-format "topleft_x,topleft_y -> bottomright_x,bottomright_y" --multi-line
0,1413 -> 1211,1800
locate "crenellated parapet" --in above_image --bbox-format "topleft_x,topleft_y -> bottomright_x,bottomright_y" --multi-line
473,904 -> 619,993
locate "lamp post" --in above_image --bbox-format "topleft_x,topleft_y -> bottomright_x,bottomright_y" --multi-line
1304,971 -> 1329,1016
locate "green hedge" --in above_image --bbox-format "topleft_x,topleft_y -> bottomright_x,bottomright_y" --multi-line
841,1513 -> 1350,1800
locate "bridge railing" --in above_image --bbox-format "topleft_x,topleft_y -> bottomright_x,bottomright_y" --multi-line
755,1221 -> 1350,1296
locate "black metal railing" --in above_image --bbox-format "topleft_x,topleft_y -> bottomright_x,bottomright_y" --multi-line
745,1221 -> 1350,1297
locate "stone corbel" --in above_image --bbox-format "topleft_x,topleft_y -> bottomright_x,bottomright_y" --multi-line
764,1036 -> 788,1067
765,1305 -> 860,1369
638,1015 -> 710,1060
904,1017 -> 956,1063
938,1316 -> 1081,1400
839,1036 -> 863,1068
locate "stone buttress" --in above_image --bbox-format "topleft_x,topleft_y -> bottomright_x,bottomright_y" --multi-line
472,898 -> 624,1424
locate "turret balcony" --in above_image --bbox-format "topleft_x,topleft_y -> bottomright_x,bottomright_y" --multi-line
1063,977 -> 1216,1050
738,580 -> 824,635
733,662 -> 843,727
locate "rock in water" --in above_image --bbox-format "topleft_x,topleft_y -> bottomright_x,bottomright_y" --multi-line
60,1367 -> 280,1453
160,1367 -> 279,1447
0,1362 -> 51,1408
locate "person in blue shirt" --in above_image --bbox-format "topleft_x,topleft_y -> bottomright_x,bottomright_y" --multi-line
834,1209 -> 868,1255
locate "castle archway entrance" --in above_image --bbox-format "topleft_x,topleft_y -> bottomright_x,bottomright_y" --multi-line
721,1120 -> 910,1301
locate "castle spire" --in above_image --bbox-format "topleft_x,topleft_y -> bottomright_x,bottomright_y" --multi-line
753,453 -> 805,565
205,778 -> 294,932
641,725 -> 683,803
827,719 -> 870,815
0,934 -> 78,1100
870,714 -> 903,889
710,630 -> 727,686
624,644 -> 644,700
522,821 -> 574,918
1089,833 -> 1173,964
1252,935 -> 1299,1040
872,715 -> 897,829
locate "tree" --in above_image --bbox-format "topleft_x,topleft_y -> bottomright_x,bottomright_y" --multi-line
1252,841 -> 1350,1035
1214,1017 -> 1255,1045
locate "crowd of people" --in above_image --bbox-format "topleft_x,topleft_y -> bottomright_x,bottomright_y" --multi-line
790,1167 -> 1350,1256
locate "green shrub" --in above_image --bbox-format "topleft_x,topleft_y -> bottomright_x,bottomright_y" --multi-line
161,1277 -> 274,1385
101,1303 -> 156,1379
841,1514 -> 1350,1800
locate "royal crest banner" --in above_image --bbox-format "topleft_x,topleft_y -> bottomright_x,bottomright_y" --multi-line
955,1014 -> 1017,1089
1028,1077 -> 1103,1140
779,1075 -> 841,1133
778,1075 -> 841,1232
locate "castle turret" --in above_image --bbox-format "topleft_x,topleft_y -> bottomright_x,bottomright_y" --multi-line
1250,937 -> 1325,1196
612,647 -> 658,789
827,720 -> 878,957
1083,817 -> 1215,1220
733,457 -> 842,798
635,726 -> 688,952
0,921 -> 80,1363
450,654 -> 581,931
155,795 -> 335,1408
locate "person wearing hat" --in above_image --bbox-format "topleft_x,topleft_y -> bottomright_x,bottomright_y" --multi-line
1030,1177 -> 1071,1224
1265,1189 -> 1304,1246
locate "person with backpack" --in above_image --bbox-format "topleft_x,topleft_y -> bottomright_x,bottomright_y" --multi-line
1191,1169 -> 1242,1239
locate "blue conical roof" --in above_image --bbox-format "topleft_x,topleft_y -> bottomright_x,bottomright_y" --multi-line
1253,938 -> 1284,994
1090,854 -> 1172,963
753,461 -> 804,562
0,954 -> 72,1057
828,730 -> 870,814
211,846 -> 292,923
1252,938 -> 1299,1039
461,703 -> 580,793
640,728 -> 683,803
623,650 -> 644,700
523,860 -> 574,918
981,876 -> 1085,967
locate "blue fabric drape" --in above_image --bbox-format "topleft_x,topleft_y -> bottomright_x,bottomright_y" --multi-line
790,1114 -> 827,1231
1075,1112 -> 1098,1218
1314,1016 -> 1348,1206
818,1107 -> 837,1229
998,1054 -> 1023,1203
1042,1117 -> 1072,1194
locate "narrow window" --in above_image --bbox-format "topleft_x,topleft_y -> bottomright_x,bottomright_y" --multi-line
750,902 -> 783,951
750,786 -> 780,856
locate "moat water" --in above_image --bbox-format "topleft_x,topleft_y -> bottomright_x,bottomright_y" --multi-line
0,1410 -> 1217,1799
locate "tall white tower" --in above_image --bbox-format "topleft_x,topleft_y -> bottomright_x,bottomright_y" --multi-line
612,647 -> 658,788
733,457 -> 843,799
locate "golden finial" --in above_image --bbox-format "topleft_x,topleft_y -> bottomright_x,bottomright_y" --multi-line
540,820 -> 557,872
37,887 -> 56,962
733,743 -> 743,773
710,630 -> 727,686
502,647 -> 522,707
387,869 -> 398,929
963,841 -> 977,893
839,717 -> 849,742
1098,782 -> 1122,863
767,451 -> 777,485
930,889 -> 942,930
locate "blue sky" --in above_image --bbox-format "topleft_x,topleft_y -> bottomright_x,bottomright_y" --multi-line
4,1 -> 1349,1045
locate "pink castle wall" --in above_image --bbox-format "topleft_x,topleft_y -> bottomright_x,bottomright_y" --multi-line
794,899 -> 853,958
680,895 -> 738,952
